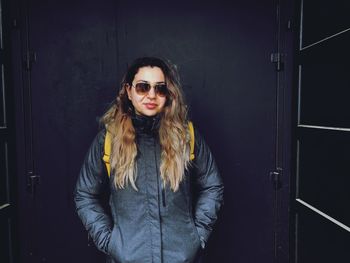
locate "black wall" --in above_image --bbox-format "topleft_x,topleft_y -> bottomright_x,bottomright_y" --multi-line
292,0 -> 350,262
9,0 -> 292,262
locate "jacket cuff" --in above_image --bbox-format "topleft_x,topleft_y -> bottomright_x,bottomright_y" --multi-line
200,237 -> 206,249
196,226 -> 211,244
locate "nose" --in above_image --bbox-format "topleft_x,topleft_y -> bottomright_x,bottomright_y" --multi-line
147,87 -> 156,98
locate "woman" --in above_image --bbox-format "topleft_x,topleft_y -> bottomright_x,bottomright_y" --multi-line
74,57 -> 224,263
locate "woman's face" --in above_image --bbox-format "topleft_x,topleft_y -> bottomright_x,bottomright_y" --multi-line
127,66 -> 167,116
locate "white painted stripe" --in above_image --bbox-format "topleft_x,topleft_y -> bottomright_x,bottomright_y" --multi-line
299,0 -> 304,50
301,27 -> 350,50
297,66 -> 302,125
1,65 -> 6,128
0,203 -> 10,210
298,124 -> 350,132
295,142 -> 300,198
296,198 -> 350,232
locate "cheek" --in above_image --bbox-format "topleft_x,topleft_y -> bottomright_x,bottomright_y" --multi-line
131,93 -> 143,104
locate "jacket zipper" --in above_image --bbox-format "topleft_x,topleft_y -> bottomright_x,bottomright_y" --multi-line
161,184 -> 166,207
154,139 -> 166,207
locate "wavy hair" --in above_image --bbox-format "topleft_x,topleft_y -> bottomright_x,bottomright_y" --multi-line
101,57 -> 190,191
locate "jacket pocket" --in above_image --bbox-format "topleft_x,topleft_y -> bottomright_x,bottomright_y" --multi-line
107,225 -> 123,262
189,217 -> 201,248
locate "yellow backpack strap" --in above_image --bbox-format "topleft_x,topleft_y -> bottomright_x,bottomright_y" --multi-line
103,130 -> 112,177
103,124 -> 194,176
188,121 -> 195,161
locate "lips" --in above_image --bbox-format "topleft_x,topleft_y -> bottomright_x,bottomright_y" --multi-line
144,103 -> 157,110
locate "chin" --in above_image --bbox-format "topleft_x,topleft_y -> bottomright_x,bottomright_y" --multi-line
137,109 -> 159,116
142,111 -> 158,117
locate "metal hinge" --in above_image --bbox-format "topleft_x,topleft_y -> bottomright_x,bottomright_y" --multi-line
270,52 -> 284,72
270,167 -> 282,190
24,50 -> 37,71
27,171 -> 40,195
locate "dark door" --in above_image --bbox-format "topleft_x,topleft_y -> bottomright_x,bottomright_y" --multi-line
0,0 -> 18,262
11,0 -> 291,262
12,0 -> 119,262
293,0 -> 350,262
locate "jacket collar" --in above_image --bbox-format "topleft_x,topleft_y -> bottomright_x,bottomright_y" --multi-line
131,112 -> 161,135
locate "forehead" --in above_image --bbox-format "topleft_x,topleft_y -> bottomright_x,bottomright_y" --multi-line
133,66 -> 165,82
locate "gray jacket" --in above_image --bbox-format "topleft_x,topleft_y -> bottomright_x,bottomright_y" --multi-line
74,115 -> 224,263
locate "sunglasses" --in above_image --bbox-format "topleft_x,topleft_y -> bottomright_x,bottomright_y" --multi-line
131,82 -> 168,97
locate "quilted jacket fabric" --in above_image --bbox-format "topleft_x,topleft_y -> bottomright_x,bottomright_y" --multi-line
74,114 -> 224,263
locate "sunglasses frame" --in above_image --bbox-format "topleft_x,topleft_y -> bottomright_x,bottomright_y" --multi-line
130,82 -> 168,97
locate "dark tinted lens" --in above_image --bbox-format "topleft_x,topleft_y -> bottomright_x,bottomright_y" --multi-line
155,84 -> 168,97
134,83 -> 151,94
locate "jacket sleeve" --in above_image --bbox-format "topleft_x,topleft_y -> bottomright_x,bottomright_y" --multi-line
192,127 -> 224,246
74,129 -> 112,253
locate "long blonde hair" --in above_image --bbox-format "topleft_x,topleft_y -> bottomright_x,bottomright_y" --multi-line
101,57 -> 191,191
